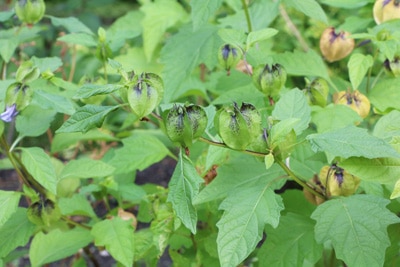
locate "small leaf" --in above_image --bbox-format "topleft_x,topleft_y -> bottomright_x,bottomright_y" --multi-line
109,132 -> 171,174
32,90 -> 75,115
307,125 -> 400,159
319,0 -> 371,9
390,179 -> 400,199
311,195 -> 400,267
0,190 -> 21,227
191,0 -> 223,31
60,158 -> 115,180
348,53 -> 373,90
30,228 -> 92,267
31,56 -> 63,73
16,105 -> 56,138
49,16 -> 93,35
283,0 -> 328,23
272,89 -> 311,135
339,157 -> 400,184
74,84 -> 124,99
258,212 -> 323,266
57,33 -> 97,47
369,78 -> 400,113
217,173 -> 284,267
91,217 -> 135,267
311,104 -> 361,133
0,208 -> 36,258
58,194 -> 97,218
20,147 -> 58,195
373,110 -> 400,141
246,28 -> 278,50
264,153 -> 275,169
167,150 -> 203,234
270,118 -> 300,147
56,105 -> 119,133
218,28 -> 246,48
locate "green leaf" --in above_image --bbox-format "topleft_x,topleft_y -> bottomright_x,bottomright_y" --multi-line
0,208 -> 35,258
161,24 -> 221,103
32,90 -> 75,115
0,37 -> 18,63
0,10 -> 14,22
60,158 -> 115,180
217,28 -> 246,48
167,151 -> 203,234
16,105 -> 56,138
191,0 -> 223,31
31,56 -> 63,73
57,33 -> 97,47
56,105 -> 119,133
194,153 -> 285,205
369,78 -> 400,113
390,179 -> 400,199
246,28 -> 278,50
307,125 -> 400,159
319,0 -> 373,9
272,49 -> 330,82
109,132 -> 171,174
311,105 -> 362,133
20,147 -> 58,195
272,89 -> 311,135
48,16 -> 93,35
0,190 -> 20,227
91,217 -> 135,267
339,157 -> 400,184
217,168 -> 284,267
283,0 -> 328,23
373,110 -> 400,142
264,153 -> 275,169
140,0 -> 188,61
258,212 -> 323,266
311,195 -> 400,267
30,228 -> 92,267
270,118 -> 300,147
74,84 -> 124,99
58,194 -> 97,218
348,54 -> 373,90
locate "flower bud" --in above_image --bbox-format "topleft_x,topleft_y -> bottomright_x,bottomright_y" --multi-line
5,82 -> 33,111
126,73 -> 164,118
0,104 -> 19,123
304,78 -> 329,107
164,104 -> 207,148
16,61 -> 40,84
384,56 -> 400,77
15,0 -> 46,25
215,102 -> 261,150
319,164 -> 360,197
373,0 -> 400,25
333,90 -> 370,118
319,27 -> 354,62
218,44 -> 242,73
252,63 -> 287,98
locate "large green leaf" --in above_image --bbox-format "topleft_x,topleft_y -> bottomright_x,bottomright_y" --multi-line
91,217 -> 135,267
60,158 -> 115,180
339,157 -> 400,184
369,78 -> 400,113
319,0 -> 373,9
0,190 -> 21,227
73,84 -> 124,99
58,194 -> 97,218
16,105 -> 56,138
109,133 -> 171,174
373,110 -> 400,142
307,125 -> 400,159
141,0 -> 188,61
56,105 -> 119,133
272,49 -> 330,82
258,212 -> 323,266
30,228 -> 92,267
0,208 -> 35,258
161,24 -> 221,102
167,151 -> 203,234
217,168 -> 284,267
191,0 -> 223,31
194,153 -> 285,205
32,90 -> 75,115
283,0 -> 328,23
20,147 -> 58,195
311,104 -> 361,133
48,16 -> 93,35
311,195 -> 399,267
348,53 -> 373,90
272,89 -> 311,135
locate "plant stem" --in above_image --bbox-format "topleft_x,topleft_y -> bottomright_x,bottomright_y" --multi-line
62,216 -> 92,230
68,45 -> 77,82
366,50 -> 379,94
279,4 -> 309,52
276,159 -> 326,199
241,0 -> 252,32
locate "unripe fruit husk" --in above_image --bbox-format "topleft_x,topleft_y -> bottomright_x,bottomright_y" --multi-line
305,78 -> 329,107
252,64 -> 287,98
333,90 -> 370,118
15,0 -> 46,25
27,199 -> 61,226
319,165 -> 360,197
218,44 -> 242,72
384,57 -> 400,77
5,82 -> 33,111
373,0 -> 400,24
320,27 -> 354,62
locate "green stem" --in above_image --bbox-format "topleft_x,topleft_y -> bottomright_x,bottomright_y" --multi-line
62,216 -> 92,230
276,159 -> 326,200
366,50 -> 379,94
370,68 -> 384,91
241,0 -> 252,32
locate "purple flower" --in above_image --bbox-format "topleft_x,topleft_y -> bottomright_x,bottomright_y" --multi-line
1,104 -> 19,122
